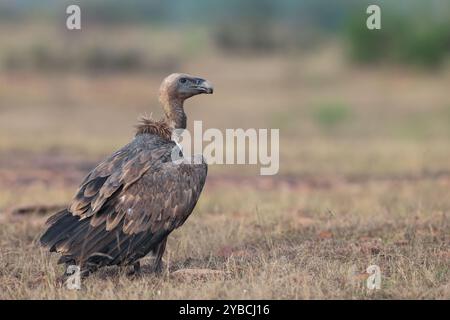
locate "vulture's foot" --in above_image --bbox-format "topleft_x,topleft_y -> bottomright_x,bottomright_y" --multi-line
151,260 -> 164,275
126,261 -> 142,277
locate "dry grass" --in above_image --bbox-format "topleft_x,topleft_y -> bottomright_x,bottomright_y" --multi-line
0,26 -> 449,299
0,170 -> 449,299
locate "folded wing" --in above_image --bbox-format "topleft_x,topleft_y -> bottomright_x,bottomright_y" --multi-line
40,135 -> 207,268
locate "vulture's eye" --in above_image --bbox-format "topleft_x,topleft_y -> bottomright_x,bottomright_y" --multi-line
179,78 -> 187,84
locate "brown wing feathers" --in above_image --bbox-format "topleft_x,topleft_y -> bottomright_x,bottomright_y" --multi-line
40,135 -> 207,270
41,142 -> 156,265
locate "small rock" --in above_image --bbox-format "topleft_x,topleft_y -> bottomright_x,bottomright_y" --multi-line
317,230 -> 333,239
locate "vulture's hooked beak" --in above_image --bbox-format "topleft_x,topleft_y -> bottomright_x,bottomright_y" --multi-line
193,79 -> 214,94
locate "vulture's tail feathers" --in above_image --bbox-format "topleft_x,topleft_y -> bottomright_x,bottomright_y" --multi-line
40,209 -> 81,252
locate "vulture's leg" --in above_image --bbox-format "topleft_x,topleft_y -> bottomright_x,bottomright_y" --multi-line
80,263 -> 97,278
133,261 -> 141,273
152,237 -> 167,274
80,268 -> 92,278
126,261 -> 141,276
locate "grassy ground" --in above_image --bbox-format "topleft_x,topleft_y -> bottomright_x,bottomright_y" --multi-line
0,27 -> 449,299
1,165 -> 449,299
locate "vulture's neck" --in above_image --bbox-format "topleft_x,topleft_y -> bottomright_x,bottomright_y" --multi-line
162,97 -> 187,130
135,94 -> 186,140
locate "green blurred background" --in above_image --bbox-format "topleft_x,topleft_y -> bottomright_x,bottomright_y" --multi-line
1,0 -> 450,177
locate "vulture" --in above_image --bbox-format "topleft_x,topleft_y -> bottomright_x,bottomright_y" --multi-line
40,73 -> 213,277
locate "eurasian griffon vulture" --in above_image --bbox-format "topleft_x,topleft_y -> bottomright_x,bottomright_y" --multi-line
40,73 -> 213,276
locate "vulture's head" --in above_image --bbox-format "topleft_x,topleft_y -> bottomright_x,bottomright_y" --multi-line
159,73 -> 214,103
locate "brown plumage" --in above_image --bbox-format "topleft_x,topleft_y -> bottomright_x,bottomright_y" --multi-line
135,116 -> 172,140
40,73 -> 214,276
